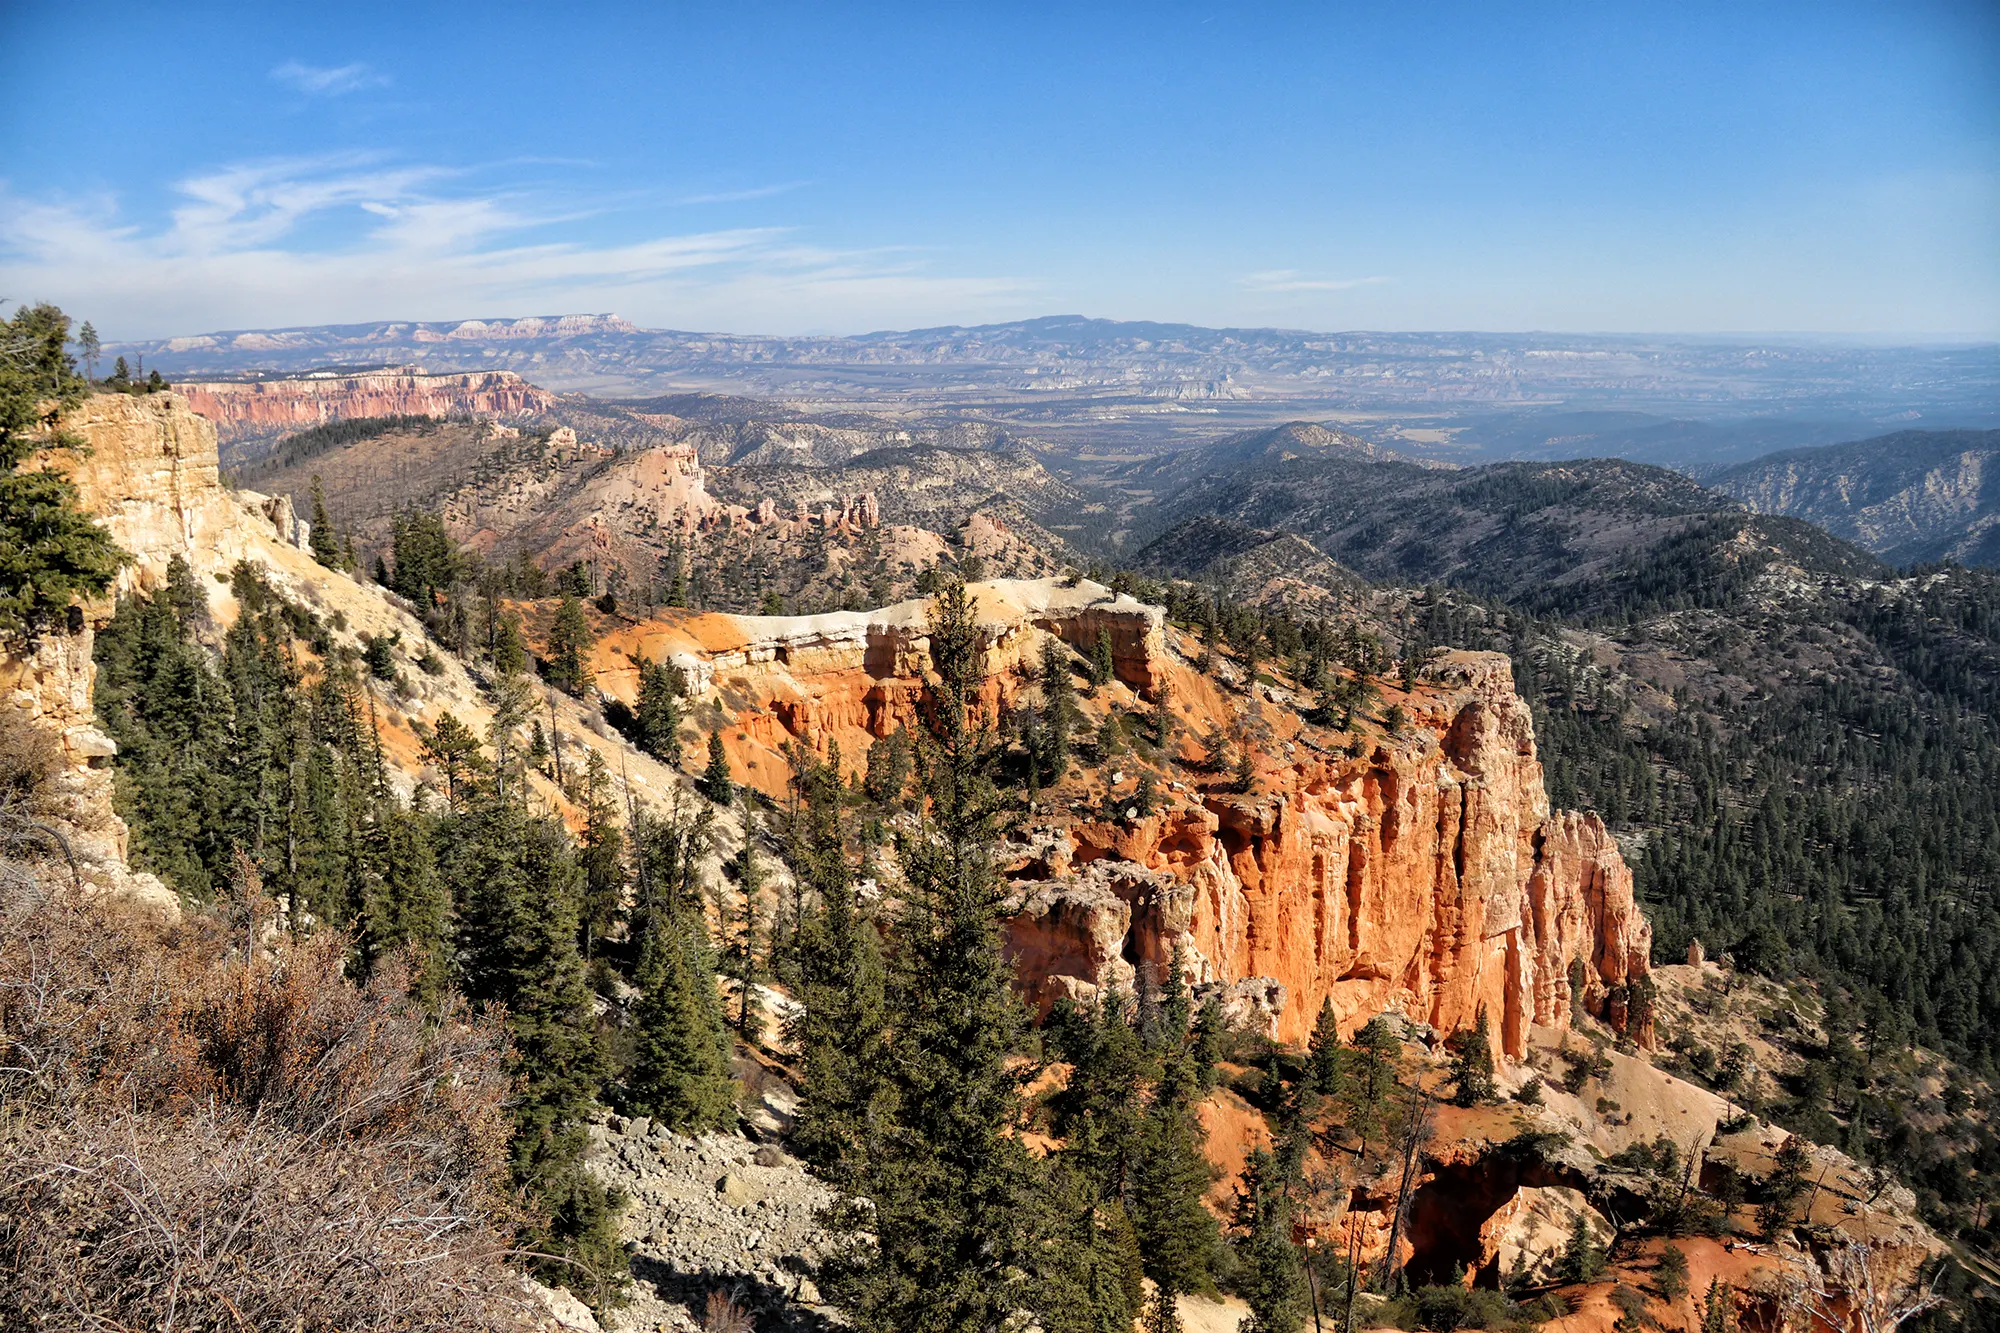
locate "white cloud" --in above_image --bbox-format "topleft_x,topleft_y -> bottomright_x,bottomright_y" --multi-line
676,182 -> 809,206
1241,270 -> 1391,293
0,157 -> 1033,337
270,60 -> 389,96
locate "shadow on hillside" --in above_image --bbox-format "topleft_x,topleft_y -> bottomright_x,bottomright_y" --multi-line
630,1253 -> 837,1333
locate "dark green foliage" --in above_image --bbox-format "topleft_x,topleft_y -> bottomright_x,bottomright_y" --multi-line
307,475 -> 341,568
1656,1243 -> 1689,1303
1033,634 -> 1077,783
622,902 -> 737,1133
544,594 -> 595,695
814,579 -> 1044,1332
1090,628 -> 1115,689
1306,997 -> 1345,1097
722,806 -> 764,1037
864,727 -> 912,804
1447,1006 -> 1497,1107
389,508 -> 460,606
634,655 -> 686,763
1232,1148 -> 1307,1333
440,800 -> 626,1294
701,728 -> 733,804
1557,1210 -> 1606,1284
787,744 -> 890,1186
0,303 -> 128,639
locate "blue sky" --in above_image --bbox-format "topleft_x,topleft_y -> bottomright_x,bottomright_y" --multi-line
2,1 -> 1994,339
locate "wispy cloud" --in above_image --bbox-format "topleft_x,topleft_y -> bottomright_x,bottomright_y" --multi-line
676,181 -> 810,206
270,60 -> 389,96
0,156 -> 1030,336
1241,270 -> 1391,293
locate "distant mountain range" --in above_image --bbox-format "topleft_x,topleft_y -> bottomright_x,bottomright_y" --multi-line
114,313 -> 2000,433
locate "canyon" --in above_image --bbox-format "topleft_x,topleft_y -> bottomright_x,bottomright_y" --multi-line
4,391 -> 1951,1331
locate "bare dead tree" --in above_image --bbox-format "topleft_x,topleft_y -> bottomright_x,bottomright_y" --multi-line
1783,1243 -> 1945,1333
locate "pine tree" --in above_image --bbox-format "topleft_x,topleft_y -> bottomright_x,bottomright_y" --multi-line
577,749 -> 624,959
1307,996 -> 1346,1097
307,475 -> 340,567
545,593 -> 595,695
1038,634 -> 1076,783
1558,1209 -> 1607,1283
623,902 -> 738,1132
1657,1242 -> 1689,1303
1701,1279 -> 1735,1333
1234,1148 -> 1307,1333
635,656 -> 686,763
76,320 -> 100,380
355,805 -> 448,998
1447,1005 -> 1497,1107
1130,1070 -> 1221,1308
788,745 -> 890,1187
443,802 -> 625,1296
723,805 -> 765,1037
817,578 -> 1038,1331
0,302 -> 128,639
1090,628 -> 1115,690
420,710 -> 483,810
701,728 -> 734,804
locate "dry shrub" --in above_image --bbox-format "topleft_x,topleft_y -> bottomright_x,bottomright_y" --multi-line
704,1289 -> 755,1333
0,867 -> 535,1330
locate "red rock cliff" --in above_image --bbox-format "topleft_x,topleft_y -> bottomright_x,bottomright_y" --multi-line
575,589 -> 1651,1056
177,369 -> 554,441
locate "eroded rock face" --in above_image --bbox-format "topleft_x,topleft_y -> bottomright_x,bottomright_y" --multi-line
177,369 -> 553,441
602,583 -> 1649,1055
1008,655 -> 1651,1053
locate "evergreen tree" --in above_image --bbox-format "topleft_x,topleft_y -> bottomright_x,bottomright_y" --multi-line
576,749 -> 624,959
0,302 -> 127,639
1306,997 -> 1346,1098
76,320 -> 100,380
1701,1279 -> 1735,1333
1656,1242 -> 1689,1303
355,805 -> 448,998
788,744 -> 890,1187
420,710 -> 483,810
443,801 -> 625,1295
1089,628 -> 1115,690
623,900 -> 738,1132
864,727 -> 912,805
723,805 -> 765,1037
701,728 -> 734,804
1233,1148 -> 1307,1333
545,593 -> 595,695
634,655 -> 686,763
818,579 -> 1039,1331
1037,634 -> 1076,783
1558,1210 -> 1607,1283
1130,1066 -> 1221,1308
307,475 -> 341,568
1447,1005 -> 1497,1107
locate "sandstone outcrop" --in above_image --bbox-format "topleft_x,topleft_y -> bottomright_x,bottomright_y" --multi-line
581,586 -> 1646,1054
177,368 -> 553,441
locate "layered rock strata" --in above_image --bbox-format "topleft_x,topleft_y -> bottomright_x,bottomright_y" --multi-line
177,368 -> 553,440
586,591 -> 1647,1055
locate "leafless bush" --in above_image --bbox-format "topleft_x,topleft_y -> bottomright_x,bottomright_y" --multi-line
704,1289 -> 756,1333
0,863 -> 536,1330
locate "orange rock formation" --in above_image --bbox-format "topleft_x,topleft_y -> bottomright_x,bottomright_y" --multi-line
177,368 -> 554,440
582,589 -> 1651,1055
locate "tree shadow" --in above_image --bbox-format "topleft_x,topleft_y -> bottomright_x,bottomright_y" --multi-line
630,1252 -> 837,1333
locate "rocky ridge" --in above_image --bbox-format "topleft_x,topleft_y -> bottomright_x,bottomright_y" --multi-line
178,368 -> 555,442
